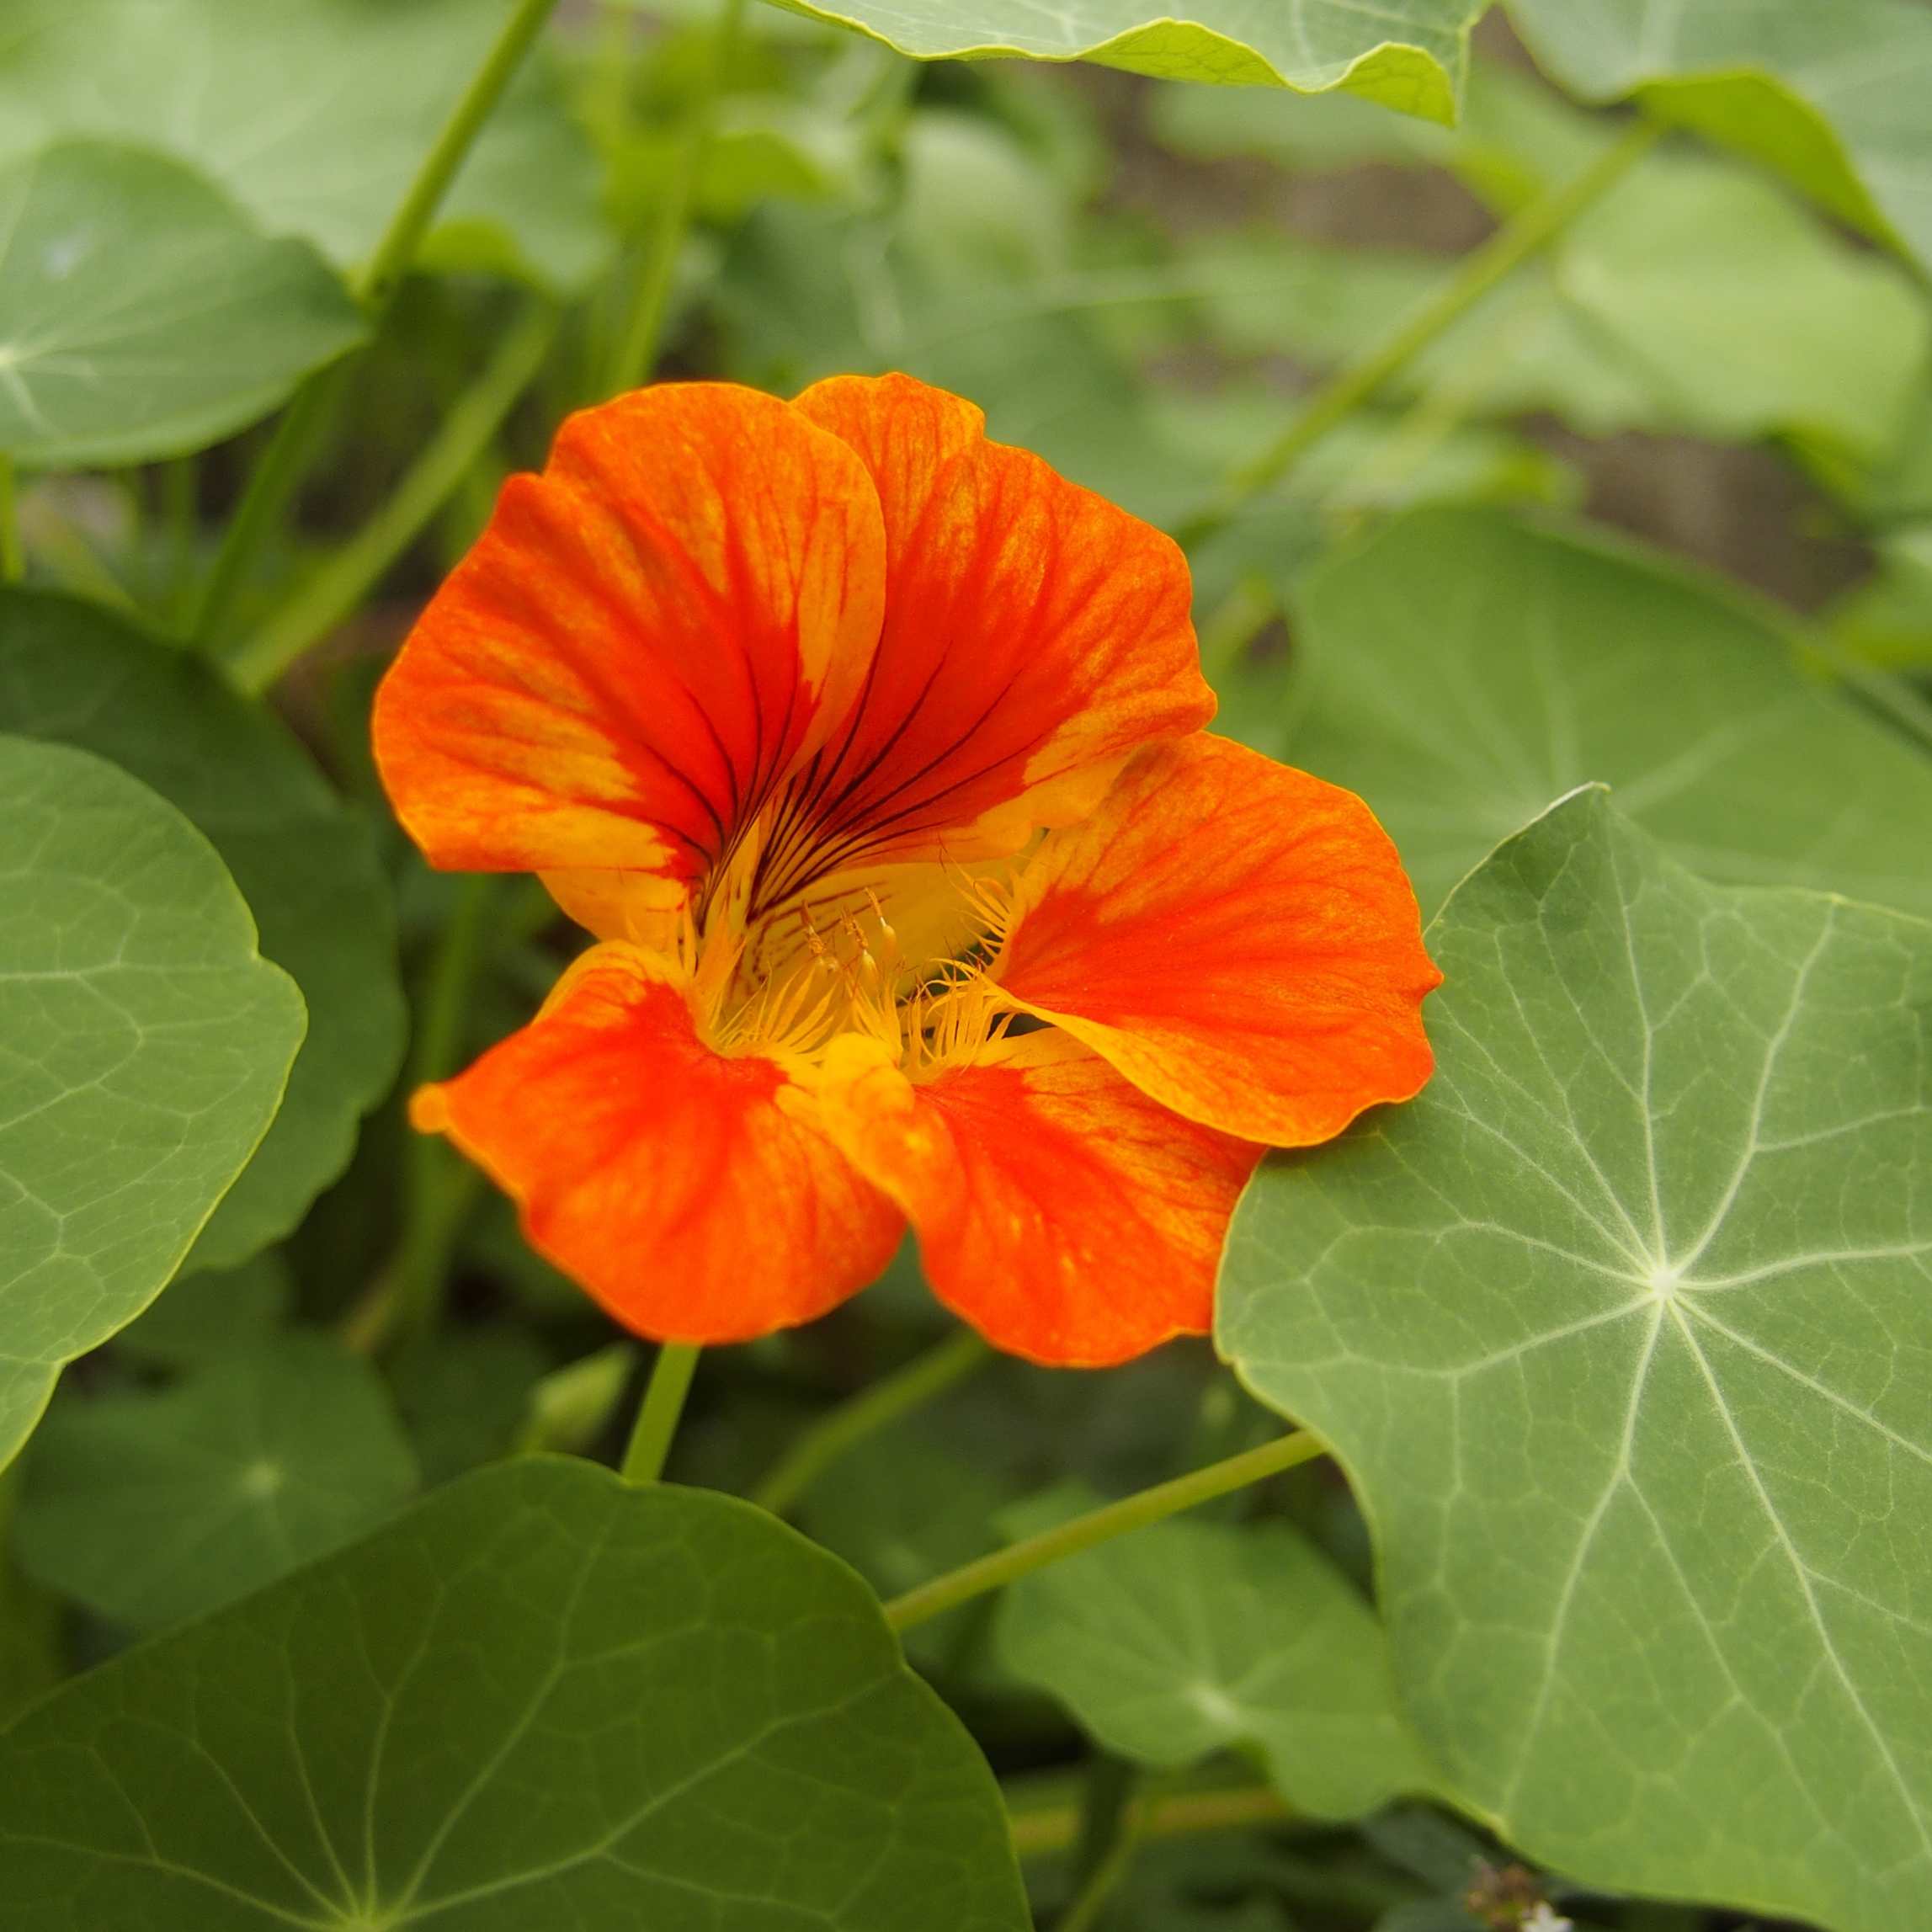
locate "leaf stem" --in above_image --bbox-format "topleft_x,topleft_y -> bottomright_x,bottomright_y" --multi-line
229,301 -> 556,694
0,453 -> 24,583
620,1344 -> 703,1483
1005,1778 -> 1291,1859
189,0 -> 564,649
1056,1774 -> 1147,1932
883,1429 -> 1327,1632
351,0 -> 567,314
751,1328 -> 990,1516
342,874 -> 501,1355
601,0 -> 747,397
1174,117 -> 1663,547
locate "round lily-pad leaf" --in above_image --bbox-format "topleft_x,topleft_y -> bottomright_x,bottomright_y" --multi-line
0,1457 -> 1031,1929
0,736 -> 305,1472
16,1333 -> 418,1633
0,590 -> 405,1271
995,1492 -> 1441,1818
0,141 -> 364,469
1220,788 -> 1932,1931
0,0 -> 607,292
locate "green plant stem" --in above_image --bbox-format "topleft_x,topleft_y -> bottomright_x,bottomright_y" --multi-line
602,0 -> 746,396
620,1344 -> 703,1483
189,0 -> 564,648
0,454 -> 24,583
751,1328 -> 990,1516
351,0 -> 566,314
1057,1779 -> 1146,1932
884,1430 -> 1326,1632
229,301 -> 556,694
1006,1779 -> 1291,1859
1175,118 -> 1663,548
187,371 -> 345,650
342,874 -> 501,1355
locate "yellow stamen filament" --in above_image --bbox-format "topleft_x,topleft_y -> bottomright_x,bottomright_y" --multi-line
678,829 -> 1013,1075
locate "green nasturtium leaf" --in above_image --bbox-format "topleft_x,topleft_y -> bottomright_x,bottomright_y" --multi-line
0,737 -> 304,1473
1220,790 -> 1932,1931
1507,0 -> 1932,275
1171,155 -> 1926,460
995,1498 -> 1440,1819
0,591 -> 405,1270
0,142 -> 365,469
1248,507 -> 1932,918
768,0 -> 1483,123
0,0 -> 606,293
0,1458 -> 1031,1929
114,1252 -> 295,1370
15,1334 -> 418,1633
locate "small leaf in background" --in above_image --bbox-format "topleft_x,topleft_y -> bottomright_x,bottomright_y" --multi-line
1247,507 -> 1932,917
0,0 -> 607,293
112,1251 -> 295,1371
770,0 -> 1482,123
0,142 -> 365,471
1507,0 -> 1932,275
0,590 -> 406,1270
15,1333 -> 418,1632
0,1459 -> 1031,1929
0,736 -> 305,1472
1220,789 -> 1932,1930
995,1493 -> 1442,1818
1163,116 -> 1929,460
513,1340 -> 637,1456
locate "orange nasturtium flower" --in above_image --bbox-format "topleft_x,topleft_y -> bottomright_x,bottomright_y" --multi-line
374,374 -> 1439,1366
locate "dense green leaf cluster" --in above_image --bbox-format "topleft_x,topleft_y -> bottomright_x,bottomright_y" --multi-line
3,3 -> 1930,1929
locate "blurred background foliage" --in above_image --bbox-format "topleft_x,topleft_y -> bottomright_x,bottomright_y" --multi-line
3,3 -> 1931,1929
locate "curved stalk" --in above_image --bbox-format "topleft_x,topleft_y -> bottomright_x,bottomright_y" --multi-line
751,1328 -> 991,1516
884,1429 -> 1326,1632
1174,118 -> 1664,547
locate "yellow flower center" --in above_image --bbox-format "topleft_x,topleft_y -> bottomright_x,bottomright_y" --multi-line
674,820 -> 1017,1077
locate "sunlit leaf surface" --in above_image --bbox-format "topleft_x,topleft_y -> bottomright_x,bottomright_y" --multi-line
0,0 -> 605,291
769,0 -> 1482,122
1508,0 -> 1932,275
1221,790 -> 1932,1930
0,737 -> 303,1472
0,142 -> 364,468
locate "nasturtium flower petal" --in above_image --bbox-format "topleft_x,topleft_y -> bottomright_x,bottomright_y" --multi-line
413,945 -> 903,1343
789,372 -> 1214,872
373,382 -> 886,894
375,374 -> 1438,1365
813,1031 -> 1259,1366
995,734 -> 1440,1147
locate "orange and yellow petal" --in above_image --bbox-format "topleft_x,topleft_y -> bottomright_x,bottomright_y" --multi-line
994,734 -> 1440,1148
764,373 -> 1212,896
412,944 -> 903,1344
373,382 -> 886,891
813,1031 -> 1259,1367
